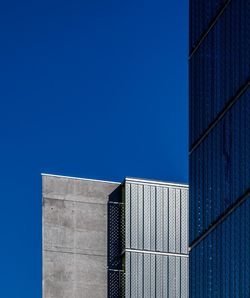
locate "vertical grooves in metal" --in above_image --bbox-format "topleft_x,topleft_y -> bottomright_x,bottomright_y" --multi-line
125,183 -> 131,249
163,188 -> 169,252
125,181 -> 189,297
181,189 -> 188,254
144,185 -> 151,251
151,254 -> 156,298
176,189 -> 181,253
125,252 -> 130,297
138,185 -> 143,249
150,186 -> 156,251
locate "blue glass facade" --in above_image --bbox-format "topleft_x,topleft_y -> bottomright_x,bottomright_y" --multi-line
190,196 -> 250,297
189,0 -> 250,296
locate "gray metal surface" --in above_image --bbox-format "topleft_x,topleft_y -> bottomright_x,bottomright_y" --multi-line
124,178 -> 189,297
42,174 -> 120,298
125,180 -> 189,254
125,251 -> 189,298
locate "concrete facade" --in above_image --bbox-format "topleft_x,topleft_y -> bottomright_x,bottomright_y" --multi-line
42,174 -> 120,298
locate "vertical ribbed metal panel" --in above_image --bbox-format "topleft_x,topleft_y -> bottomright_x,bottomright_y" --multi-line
143,185 -> 151,251
175,189 -> 181,253
163,255 -> 168,297
125,183 -> 131,249
137,253 -> 143,297
150,186 -> 156,251
143,253 -> 151,298
181,188 -> 188,254
125,181 -> 189,254
181,257 -> 189,298
169,188 -> 176,252
163,187 -> 169,252
130,252 -> 137,297
176,257 -> 181,297
156,255 -> 163,298
169,256 -> 176,297
124,180 -> 189,297
130,184 -> 138,249
156,187 -> 163,251
125,252 -> 130,297
128,254 -> 190,298
138,185 -> 143,250
125,252 -> 189,297
150,254 -> 156,298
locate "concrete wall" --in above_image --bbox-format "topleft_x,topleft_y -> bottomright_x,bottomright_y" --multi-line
42,174 -> 120,298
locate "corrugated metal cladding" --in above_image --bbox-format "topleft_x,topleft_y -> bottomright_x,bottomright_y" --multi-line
125,181 -> 189,254
125,252 -> 188,298
124,179 -> 189,298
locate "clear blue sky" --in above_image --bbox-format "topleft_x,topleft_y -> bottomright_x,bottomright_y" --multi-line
0,0 -> 188,296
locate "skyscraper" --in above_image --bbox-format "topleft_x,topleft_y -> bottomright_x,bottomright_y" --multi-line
189,1 -> 250,296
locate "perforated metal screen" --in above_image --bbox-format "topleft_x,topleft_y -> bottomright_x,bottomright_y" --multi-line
108,186 -> 125,297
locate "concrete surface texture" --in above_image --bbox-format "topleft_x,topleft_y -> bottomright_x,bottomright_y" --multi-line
42,174 -> 120,298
